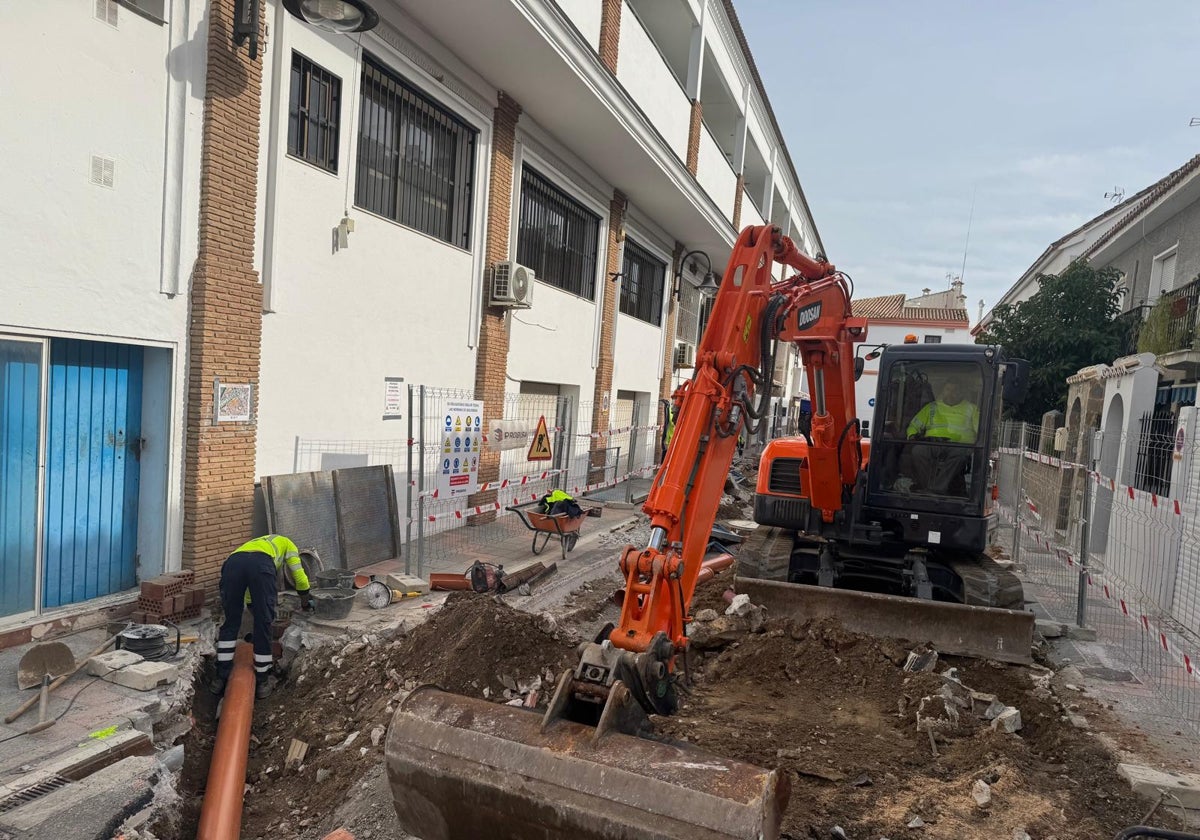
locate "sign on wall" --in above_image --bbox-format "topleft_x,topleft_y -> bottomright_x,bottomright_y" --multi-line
214,379 -> 252,423
438,399 -> 483,498
527,415 -> 553,462
383,377 -> 405,420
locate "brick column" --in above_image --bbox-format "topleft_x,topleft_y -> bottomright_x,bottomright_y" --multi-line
598,0 -> 623,74
659,243 -> 684,401
686,100 -> 703,176
182,0 -> 265,590
469,92 -> 523,524
732,174 -> 745,231
590,191 -> 627,476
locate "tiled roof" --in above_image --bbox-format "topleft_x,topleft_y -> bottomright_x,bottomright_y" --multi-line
1082,154 -> 1200,259
851,294 -> 968,323
851,294 -> 905,318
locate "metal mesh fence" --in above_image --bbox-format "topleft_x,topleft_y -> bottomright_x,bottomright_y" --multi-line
995,419 -> 1200,743
293,384 -> 664,577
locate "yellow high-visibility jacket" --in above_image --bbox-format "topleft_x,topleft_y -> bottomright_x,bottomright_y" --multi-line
234,535 -> 311,602
906,400 -> 979,443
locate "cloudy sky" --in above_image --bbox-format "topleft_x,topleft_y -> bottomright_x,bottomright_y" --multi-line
737,0 -> 1200,321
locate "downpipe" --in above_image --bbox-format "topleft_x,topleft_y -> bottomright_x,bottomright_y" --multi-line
196,643 -> 256,840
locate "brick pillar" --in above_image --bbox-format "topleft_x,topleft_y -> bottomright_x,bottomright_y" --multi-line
590,191 -> 627,477
686,100 -> 703,176
598,0 -> 623,74
659,243 -> 684,401
469,92 -> 523,524
182,0 -> 265,590
732,174 -> 745,231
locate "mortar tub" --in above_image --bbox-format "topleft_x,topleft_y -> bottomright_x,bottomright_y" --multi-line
315,569 -> 355,590
311,588 -> 356,620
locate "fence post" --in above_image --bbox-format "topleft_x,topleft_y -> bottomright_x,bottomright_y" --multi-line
1077,431 -> 1092,628
417,384 -> 426,579
1012,421 -> 1026,569
404,385 -> 414,575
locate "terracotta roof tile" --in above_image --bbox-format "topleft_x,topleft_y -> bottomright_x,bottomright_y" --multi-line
852,295 -> 970,323
902,307 -> 970,323
851,294 -> 905,318
1082,154 -> 1200,259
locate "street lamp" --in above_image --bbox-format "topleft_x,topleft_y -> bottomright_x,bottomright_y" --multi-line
282,0 -> 379,33
674,250 -> 721,301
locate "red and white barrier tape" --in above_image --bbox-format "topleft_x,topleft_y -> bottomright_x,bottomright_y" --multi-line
413,469 -> 565,500
582,423 -> 662,440
997,447 -> 1185,516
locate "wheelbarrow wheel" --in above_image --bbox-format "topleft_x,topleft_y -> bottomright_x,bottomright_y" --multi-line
532,531 -> 550,555
563,533 -> 578,553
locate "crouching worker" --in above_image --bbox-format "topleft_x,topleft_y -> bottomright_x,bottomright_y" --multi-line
211,534 -> 313,700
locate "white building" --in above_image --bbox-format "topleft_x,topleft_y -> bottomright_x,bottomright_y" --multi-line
0,0 -> 825,632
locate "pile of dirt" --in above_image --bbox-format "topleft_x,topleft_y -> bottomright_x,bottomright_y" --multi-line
210,593 -> 578,839
656,589 -> 1174,840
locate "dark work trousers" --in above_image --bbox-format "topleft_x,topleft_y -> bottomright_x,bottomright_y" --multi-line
217,550 -> 278,685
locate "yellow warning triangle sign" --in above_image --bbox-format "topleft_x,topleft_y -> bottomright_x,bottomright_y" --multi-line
527,415 -> 553,462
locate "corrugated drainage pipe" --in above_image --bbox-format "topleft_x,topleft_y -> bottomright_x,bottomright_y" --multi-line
196,642 -> 256,840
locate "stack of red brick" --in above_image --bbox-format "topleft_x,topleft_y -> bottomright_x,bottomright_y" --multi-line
132,571 -> 206,624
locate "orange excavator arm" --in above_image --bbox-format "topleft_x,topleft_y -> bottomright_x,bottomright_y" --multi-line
612,225 -> 868,666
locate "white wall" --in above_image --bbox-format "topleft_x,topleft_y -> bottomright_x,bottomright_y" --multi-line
254,12 -> 489,478
617,2 -> 691,162
557,0 -> 603,50
614,314 -> 666,397
508,285 -> 600,399
0,0 -> 199,576
696,126 -> 737,224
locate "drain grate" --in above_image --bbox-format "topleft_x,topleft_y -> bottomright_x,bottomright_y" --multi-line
0,775 -> 72,815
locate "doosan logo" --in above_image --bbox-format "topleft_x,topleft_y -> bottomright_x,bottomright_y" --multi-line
795,302 -> 822,331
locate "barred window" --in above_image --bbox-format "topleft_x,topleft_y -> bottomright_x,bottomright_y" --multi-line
698,294 -> 716,339
354,54 -> 477,248
288,53 -> 341,173
516,167 -> 601,300
619,239 -> 666,326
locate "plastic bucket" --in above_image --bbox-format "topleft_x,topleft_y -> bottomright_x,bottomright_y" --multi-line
311,588 -> 356,619
316,569 -> 355,590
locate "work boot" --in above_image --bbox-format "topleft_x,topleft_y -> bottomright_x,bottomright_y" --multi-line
255,680 -> 272,701
209,675 -> 227,696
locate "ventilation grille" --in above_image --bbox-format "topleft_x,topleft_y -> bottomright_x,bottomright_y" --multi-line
90,156 -> 115,188
767,457 -> 805,496
0,775 -> 72,815
94,0 -> 118,26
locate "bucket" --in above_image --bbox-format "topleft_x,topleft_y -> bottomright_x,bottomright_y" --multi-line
316,569 -> 355,590
310,588 -> 356,620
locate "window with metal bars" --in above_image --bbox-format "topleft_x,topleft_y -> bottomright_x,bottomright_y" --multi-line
287,52 -> 341,174
516,167 -> 601,300
354,54 -> 477,248
619,239 -> 666,325
698,294 -> 717,339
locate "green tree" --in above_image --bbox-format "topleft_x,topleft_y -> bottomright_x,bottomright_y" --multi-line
976,259 -> 1124,423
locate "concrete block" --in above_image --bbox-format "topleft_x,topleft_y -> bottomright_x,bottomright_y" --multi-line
1035,619 -> 1065,638
1067,625 -> 1098,641
105,661 -> 178,691
385,573 -> 429,594
990,706 -> 1023,733
1118,764 -> 1200,810
87,649 -> 144,677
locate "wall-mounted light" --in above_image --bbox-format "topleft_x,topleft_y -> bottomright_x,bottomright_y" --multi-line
232,0 -> 262,60
673,249 -> 720,301
282,0 -> 379,33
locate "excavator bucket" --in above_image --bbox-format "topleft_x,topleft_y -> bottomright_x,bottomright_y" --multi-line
386,686 -> 789,840
736,576 -> 1035,664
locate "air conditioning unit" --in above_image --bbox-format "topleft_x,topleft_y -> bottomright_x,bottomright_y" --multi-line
490,261 -> 535,308
673,342 -> 696,370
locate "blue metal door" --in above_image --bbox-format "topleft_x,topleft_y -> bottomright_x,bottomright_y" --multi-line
42,340 -> 144,608
0,339 -> 43,618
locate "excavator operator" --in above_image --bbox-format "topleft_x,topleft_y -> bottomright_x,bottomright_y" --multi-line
903,376 -> 979,495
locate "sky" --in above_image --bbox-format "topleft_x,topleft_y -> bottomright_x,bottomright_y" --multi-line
736,0 -> 1200,321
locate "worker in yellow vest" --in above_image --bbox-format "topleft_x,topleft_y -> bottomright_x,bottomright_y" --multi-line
903,376 -> 979,496
212,534 -> 312,699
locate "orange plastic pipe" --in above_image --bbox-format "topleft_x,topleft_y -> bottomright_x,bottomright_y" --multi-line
196,642 -> 256,840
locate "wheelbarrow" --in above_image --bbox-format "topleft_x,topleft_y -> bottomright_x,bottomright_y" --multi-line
507,500 -> 601,561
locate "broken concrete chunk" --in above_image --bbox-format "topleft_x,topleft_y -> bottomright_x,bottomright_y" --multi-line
694,608 -> 719,623
907,816 -> 926,829
972,779 -> 992,807
1035,619 -> 1065,638
1067,712 -> 1089,730
86,649 -> 144,677
370,726 -> 386,747
107,660 -> 179,691
991,707 -> 1023,733
903,650 -> 939,673
315,768 -> 331,784
725,593 -> 753,616
916,694 -> 960,731
1117,764 -> 1200,809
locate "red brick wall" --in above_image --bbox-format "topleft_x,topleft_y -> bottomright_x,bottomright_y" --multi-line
182,0 -> 265,589
590,191 -> 627,468
469,92 -> 523,524
599,0 -> 623,74
686,100 -> 703,176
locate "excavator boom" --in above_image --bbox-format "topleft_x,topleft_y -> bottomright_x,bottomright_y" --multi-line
387,226 -> 863,840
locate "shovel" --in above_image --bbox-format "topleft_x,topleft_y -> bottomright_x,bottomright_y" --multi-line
16,641 -> 75,691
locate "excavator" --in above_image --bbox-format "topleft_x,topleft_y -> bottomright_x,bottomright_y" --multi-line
383,225 -> 1032,839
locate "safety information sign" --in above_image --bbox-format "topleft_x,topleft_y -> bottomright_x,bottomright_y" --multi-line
439,399 -> 483,498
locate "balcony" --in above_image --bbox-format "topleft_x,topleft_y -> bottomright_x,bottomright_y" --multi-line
1132,277 -> 1200,375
